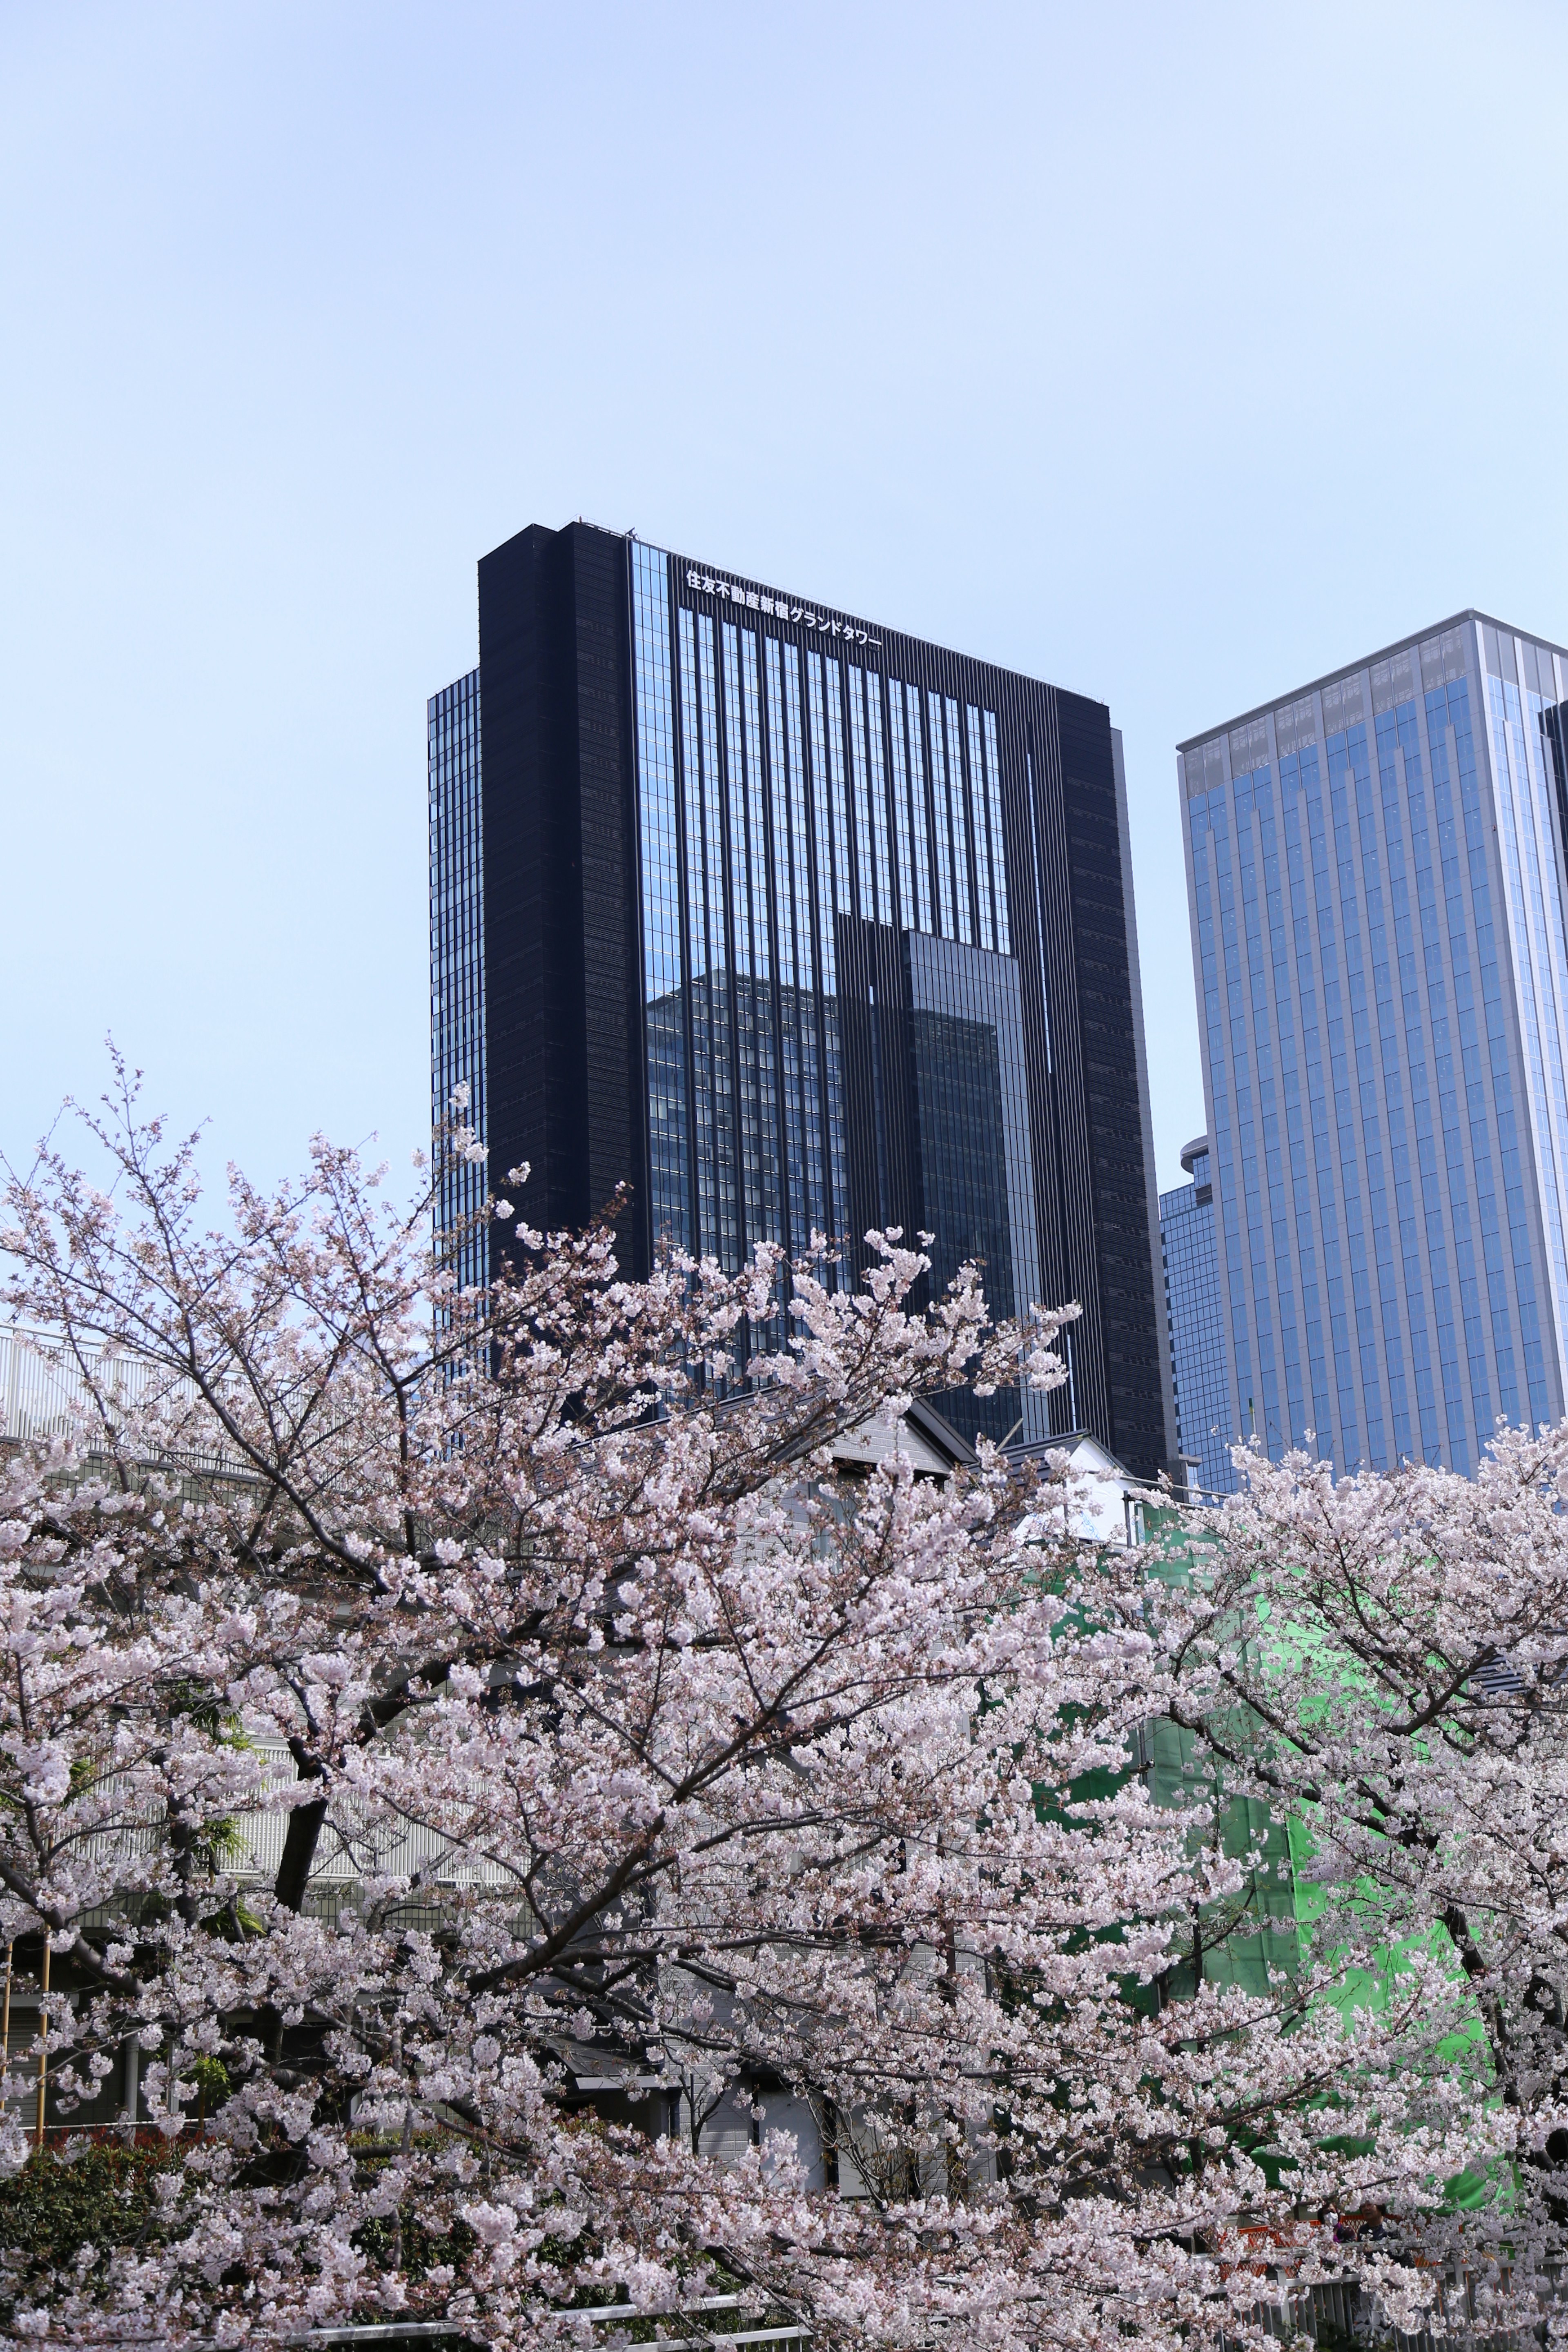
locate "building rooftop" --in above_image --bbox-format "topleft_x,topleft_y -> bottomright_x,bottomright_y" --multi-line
1177,608 -> 1568,755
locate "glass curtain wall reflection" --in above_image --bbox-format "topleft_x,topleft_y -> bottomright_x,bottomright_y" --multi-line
441,519 -> 1174,1483
1159,1138 -> 1232,1495
1181,613 -> 1568,1478
631,552 -> 1013,1280
428,668 -> 487,1293
907,931 -> 1047,1444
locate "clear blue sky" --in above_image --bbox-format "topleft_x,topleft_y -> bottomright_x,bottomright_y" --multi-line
5,1 -> 1565,1200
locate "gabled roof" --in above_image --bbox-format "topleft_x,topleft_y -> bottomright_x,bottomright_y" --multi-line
829,1394 -> 978,1479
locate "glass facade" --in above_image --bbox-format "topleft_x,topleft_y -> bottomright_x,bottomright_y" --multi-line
430,520 -> 1175,1482
629,548 -> 1018,1279
428,668 -> 486,1293
907,932 -> 1048,1444
1159,1137 -> 1232,1496
1180,615 -> 1568,1476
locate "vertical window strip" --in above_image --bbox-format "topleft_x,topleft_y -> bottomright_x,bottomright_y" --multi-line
633,548 -> 682,1005
806,654 -> 837,978
766,637 -> 806,1250
1024,746 -> 1054,1074
679,608 -> 717,1260
927,690 -> 955,939
434,693 -> 446,1141
807,650 -> 848,1258
864,670 -> 893,924
967,704 -> 995,951
722,623 -> 752,978
724,624 -> 759,1268
724,625 -> 765,1256
765,640 -> 795,986
846,665 -> 877,922
784,644 -> 824,1239
743,628 -> 780,1250
679,608 -> 706,987
984,710 -> 1009,954
698,613 -> 739,1270
822,660 -> 852,915
742,632 -> 771,981
428,671 -> 486,1295
945,697 -> 973,945
631,547 -> 688,1252
902,684 -> 932,933
783,649 -> 813,988
887,679 -> 916,927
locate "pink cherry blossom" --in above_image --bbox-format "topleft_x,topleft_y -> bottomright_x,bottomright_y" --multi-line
0,1058 -> 1544,2348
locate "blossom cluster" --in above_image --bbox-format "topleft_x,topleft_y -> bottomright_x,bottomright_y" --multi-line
0,1061 -> 1542,2348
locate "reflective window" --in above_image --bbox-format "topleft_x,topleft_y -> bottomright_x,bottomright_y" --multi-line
428,668 -> 487,1295
927,688 -> 956,939
766,637 -> 808,1245
944,697 -> 973,946
723,625 -> 781,1252
628,557 -> 1063,1316
863,668 -> 894,925
1488,667 -> 1568,1427
908,933 -> 1045,1446
781,641 -> 827,1239
696,612 -> 739,1267
967,704 -> 995,952
631,545 -> 688,1252
984,710 -> 1010,953
1159,1158 -> 1231,1496
679,606 -> 718,1259
845,663 -> 878,924
887,679 -> 922,931
820,657 -> 852,916
806,648 -> 847,1244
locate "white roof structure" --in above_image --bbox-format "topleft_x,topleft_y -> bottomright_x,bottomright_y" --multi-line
1017,1429 -> 1162,1551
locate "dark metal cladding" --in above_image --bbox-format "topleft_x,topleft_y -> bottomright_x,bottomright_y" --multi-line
475,523 -> 644,1267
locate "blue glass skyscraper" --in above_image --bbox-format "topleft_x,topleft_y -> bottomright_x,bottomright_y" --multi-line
428,667 -> 486,1295
1159,1135 -> 1233,1495
1180,614 -> 1568,1476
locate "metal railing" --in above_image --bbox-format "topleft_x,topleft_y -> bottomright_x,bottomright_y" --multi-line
1239,2270 -> 1565,2352
0,1321 -> 248,1480
1,1323 -> 185,1444
102,2300 -> 808,2351
0,1321 -> 375,1490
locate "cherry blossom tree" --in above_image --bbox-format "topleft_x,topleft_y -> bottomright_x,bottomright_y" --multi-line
1149,1435 -> 1568,2339
0,1064 -> 1507,2348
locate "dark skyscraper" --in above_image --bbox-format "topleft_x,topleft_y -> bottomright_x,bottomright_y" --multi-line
430,520 -> 1174,1474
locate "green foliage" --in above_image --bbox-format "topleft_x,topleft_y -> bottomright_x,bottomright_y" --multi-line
0,2139 -> 180,2318
189,2056 -> 230,2110
351,2201 -> 477,2284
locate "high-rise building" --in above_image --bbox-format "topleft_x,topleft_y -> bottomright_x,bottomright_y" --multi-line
1180,613 -> 1568,1476
428,666 -> 486,1274
431,520 -> 1175,1472
1158,1134 -> 1233,1496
